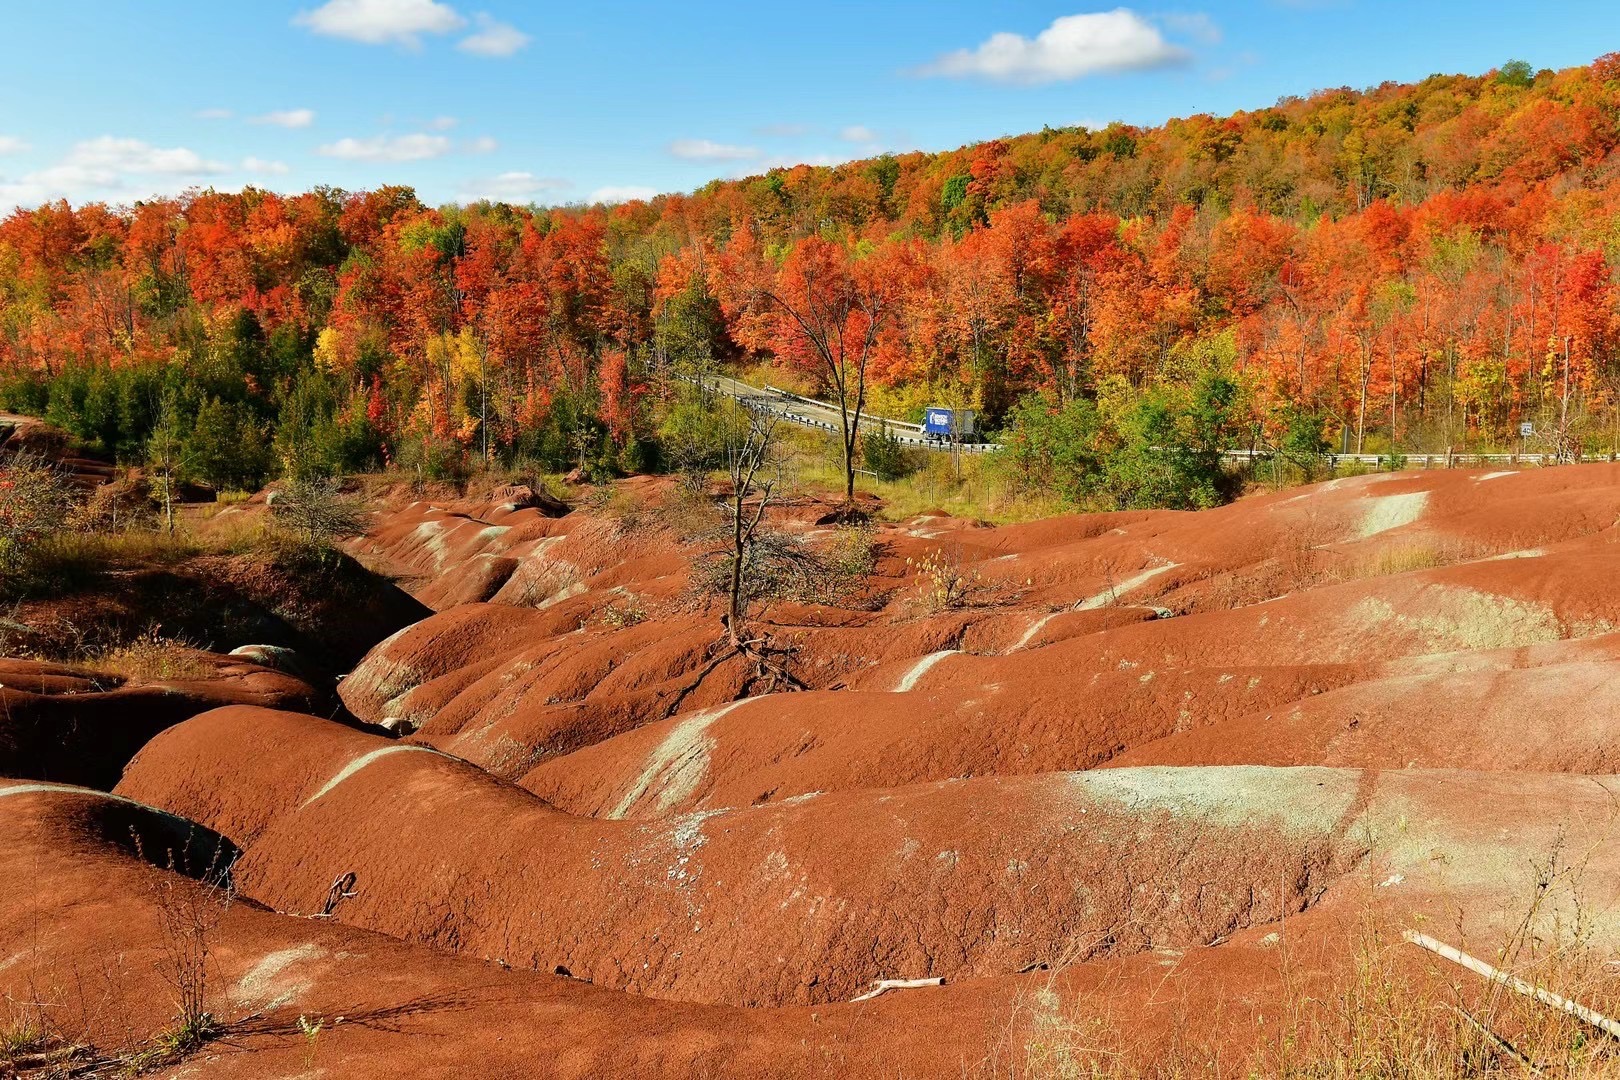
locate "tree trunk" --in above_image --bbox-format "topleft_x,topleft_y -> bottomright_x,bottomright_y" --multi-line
728,485 -> 746,632
1357,351 -> 1371,455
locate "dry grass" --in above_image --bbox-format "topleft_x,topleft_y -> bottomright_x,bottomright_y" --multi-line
602,595 -> 648,628
1336,539 -> 1489,582
510,558 -> 584,609
909,546 -> 984,612
982,848 -> 1620,1079
1204,521 -> 1505,612
773,425 -> 1062,524
33,527 -> 204,570
1205,511 -> 1338,610
585,485 -> 655,535
93,629 -> 215,683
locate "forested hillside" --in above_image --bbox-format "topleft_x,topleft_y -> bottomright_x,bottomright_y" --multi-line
4,55 -> 1620,502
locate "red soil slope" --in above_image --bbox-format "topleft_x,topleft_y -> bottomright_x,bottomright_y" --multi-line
0,655 -> 317,788
7,781 -> 1467,1078
9,463 -> 1620,1074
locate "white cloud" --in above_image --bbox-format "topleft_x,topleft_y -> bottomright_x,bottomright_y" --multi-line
294,0 -> 465,47
839,125 -> 879,144
67,136 -> 229,177
668,138 -> 760,162
458,12 -> 530,56
0,136 -> 231,208
428,115 -> 458,130
196,107 -> 234,121
466,135 -> 499,153
0,137 -> 29,155
459,171 -> 569,202
317,133 -> 452,161
253,108 -> 317,129
918,9 -> 1197,84
242,157 -> 291,175
590,184 -> 658,204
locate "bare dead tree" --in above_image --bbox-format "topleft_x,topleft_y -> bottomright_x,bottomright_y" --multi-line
721,404 -> 780,645
669,405 -> 811,711
664,401 -> 880,718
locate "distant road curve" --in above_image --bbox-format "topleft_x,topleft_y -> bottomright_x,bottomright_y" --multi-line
691,375 -> 1579,470
699,374 -> 1002,455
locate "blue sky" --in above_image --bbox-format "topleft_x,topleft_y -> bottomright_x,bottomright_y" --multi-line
1,0 -> 1617,211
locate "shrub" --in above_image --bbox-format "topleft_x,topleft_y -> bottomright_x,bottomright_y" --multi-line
67,471 -> 156,532
602,596 -> 648,628
395,432 -> 468,483
998,393 -> 1102,505
907,547 -> 981,611
861,423 -> 916,481
824,521 -> 879,581
271,477 -> 369,546
1000,371 -> 1242,512
1273,407 -> 1334,485
97,628 -> 215,682
0,453 -> 74,580
658,392 -> 733,476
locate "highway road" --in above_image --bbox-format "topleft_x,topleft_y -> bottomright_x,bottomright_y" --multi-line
692,376 -> 1579,471
697,374 -> 1000,454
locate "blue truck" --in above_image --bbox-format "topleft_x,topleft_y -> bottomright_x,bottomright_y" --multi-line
922,407 -> 976,443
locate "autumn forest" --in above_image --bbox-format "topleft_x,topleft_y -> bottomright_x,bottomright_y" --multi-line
5,55 -> 1620,506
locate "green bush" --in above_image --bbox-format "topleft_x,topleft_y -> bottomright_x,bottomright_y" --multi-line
1275,407 -> 1333,483
861,423 -> 916,481
274,374 -> 384,479
0,375 -> 48,416
657,389 -> 736,475
1000,370 -> 1243,511
189,397 -> 274,491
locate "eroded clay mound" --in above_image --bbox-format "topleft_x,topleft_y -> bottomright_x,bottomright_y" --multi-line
352,481 -> 687,615
0,411 -> 114,487
119,707 -> 1368,1007
0,656 -> 318,788
27,464 -> 1620,1074
119,706 -> 1620,1013
332,464 -> 1620,788
521,661 -> 1359,815
892,467 -> 1620,631
337,602 -> 550,723
1110,635 -> 1620,772
936,547 -> 1620,681
0,783 -> 1032,1078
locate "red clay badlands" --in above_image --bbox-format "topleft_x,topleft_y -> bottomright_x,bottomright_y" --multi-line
8,464 -> 1620,1074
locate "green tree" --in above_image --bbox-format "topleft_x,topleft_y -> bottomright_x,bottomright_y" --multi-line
861,423 -> 915,481
1273,407 -> 1333,485
188,396 -> 273,492
146,393 -> 194,534
1496,59 -> 1534,87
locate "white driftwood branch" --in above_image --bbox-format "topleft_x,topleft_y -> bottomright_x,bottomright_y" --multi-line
1404,930 -> 1620,1040
850,977 -> 945,1003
